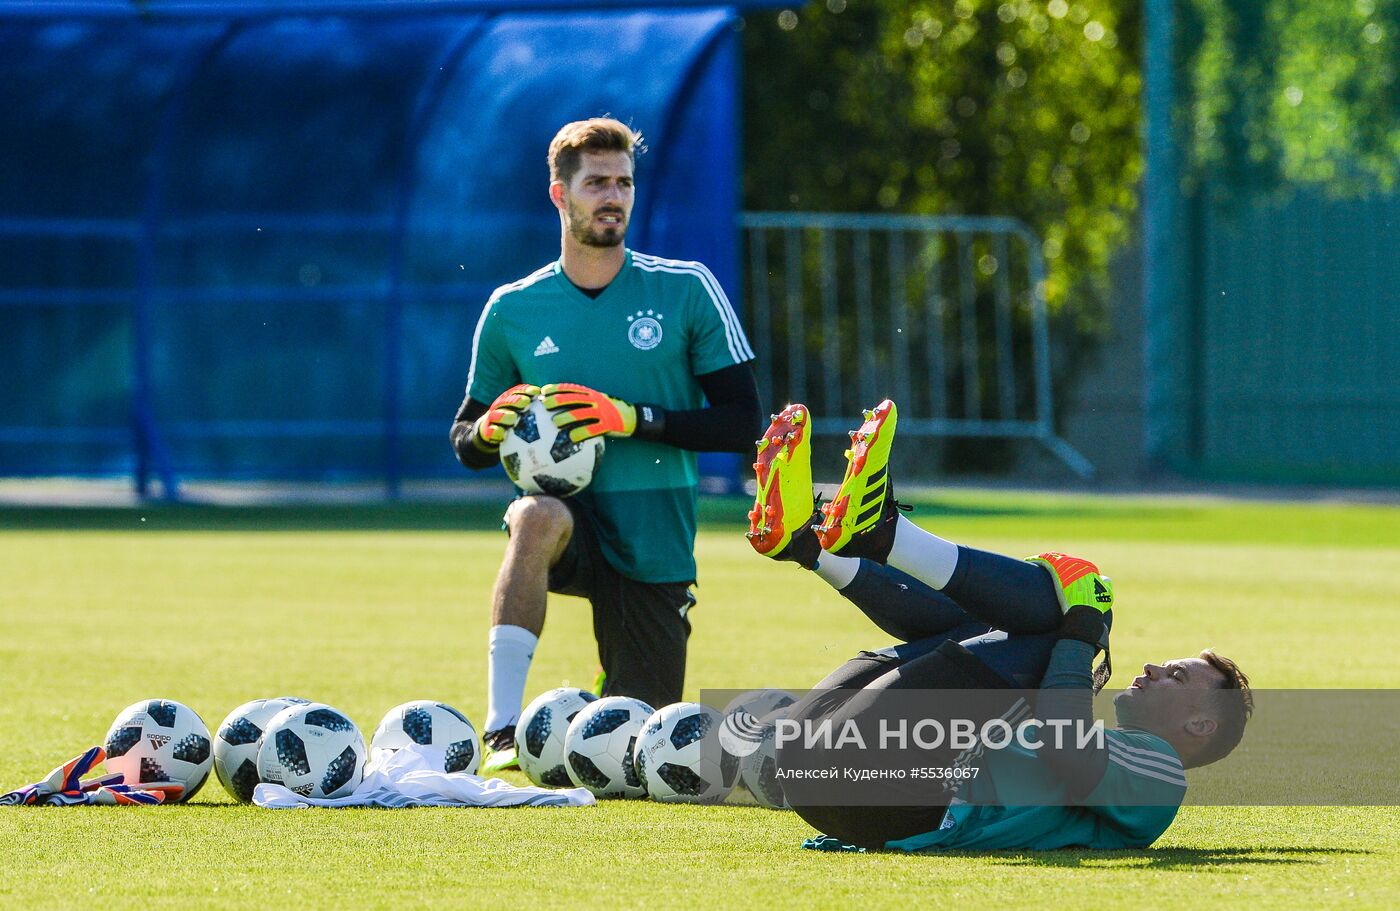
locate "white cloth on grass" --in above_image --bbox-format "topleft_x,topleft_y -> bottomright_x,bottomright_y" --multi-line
253,744 -> 595,809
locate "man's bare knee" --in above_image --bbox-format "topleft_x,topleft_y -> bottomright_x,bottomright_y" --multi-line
504,496 -> 573,562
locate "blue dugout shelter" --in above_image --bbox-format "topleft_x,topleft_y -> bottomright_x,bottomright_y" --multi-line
0,0 -> 780,498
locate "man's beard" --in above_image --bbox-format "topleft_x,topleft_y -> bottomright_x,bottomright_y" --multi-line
566,201 -> 627,248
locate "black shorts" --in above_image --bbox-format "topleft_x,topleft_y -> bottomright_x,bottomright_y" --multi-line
546,497 -> 694,711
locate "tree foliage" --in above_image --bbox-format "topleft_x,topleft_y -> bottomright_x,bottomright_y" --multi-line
742,0 -> 1143,327
1182,0 -> 1400,199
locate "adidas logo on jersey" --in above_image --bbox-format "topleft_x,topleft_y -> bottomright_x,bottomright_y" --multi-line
533,336 -> 559,356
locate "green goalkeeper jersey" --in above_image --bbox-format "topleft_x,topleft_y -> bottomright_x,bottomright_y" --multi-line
886,728 -> 1187,852
466,250 -> 754,583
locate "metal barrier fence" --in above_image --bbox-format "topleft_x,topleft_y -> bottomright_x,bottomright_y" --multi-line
3,210 -> 1091,499
740,212 -> 1092,478
0,213 -> 498,501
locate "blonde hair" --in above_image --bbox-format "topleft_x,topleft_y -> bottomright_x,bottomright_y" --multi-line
548,118 -> 643,185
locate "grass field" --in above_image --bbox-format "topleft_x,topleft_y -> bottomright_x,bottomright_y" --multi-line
2,490 -> 1398,909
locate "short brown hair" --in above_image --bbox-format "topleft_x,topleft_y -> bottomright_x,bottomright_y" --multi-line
1192,649 -> 1254,766
548,118 -> 643,186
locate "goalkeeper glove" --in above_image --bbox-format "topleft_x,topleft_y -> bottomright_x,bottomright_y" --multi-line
1026,552 -> 1114,615
1029,552 -> 1114,691
472,383 -> 542,451
0,745 -> 184,806
541,382 -> 663,443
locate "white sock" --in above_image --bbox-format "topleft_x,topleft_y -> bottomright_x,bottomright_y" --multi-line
885,515 -> 960,590
813,553 -> 861,590
484,624 -> 538,732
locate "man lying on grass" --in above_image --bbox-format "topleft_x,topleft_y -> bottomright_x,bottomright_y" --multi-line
746,400 -> 1252,851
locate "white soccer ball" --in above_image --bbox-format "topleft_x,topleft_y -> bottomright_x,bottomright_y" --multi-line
517,687 -> 599,787
739,710 -> 793,810
499,397 -> 605,498
721,689 -> 798,796
635,702 -> 738,804
257,703 -> 366,799
563,695 -> 653,799
103,699 -> 213,803
213,696 -> 311,802
371,700 -> 480,775
723,688 -> 797,722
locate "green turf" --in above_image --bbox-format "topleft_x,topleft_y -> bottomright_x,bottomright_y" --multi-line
2,490 -> 1397,909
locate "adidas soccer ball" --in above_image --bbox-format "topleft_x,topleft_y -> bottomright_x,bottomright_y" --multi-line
635,702 -> 738,804
213,696 -> 311,802
103,699 -> 213,803
739,710 -> 793,811
722,689 -> 797,796
370,701 -> 480,775
257,703 -> 366,799
499,397 -> 605,498
723,688 -> 797,722
517,687 -> 599,787
563,695 -> 653,799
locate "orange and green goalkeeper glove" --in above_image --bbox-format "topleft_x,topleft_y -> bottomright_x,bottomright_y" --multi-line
472,383 -> 542,451
1026,552 -> 1114,615
1031,551 -> 1114,690
542,382 -> 664,443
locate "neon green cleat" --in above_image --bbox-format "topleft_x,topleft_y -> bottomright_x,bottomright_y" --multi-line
815,400 -> 901,560
746,404 -> 815,560
590,666 -> 607,697
480,726 -> 519,773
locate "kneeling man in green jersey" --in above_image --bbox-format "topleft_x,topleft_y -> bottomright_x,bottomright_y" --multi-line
451,118 -> 761,772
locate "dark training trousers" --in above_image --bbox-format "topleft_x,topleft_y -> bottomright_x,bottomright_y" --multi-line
787,546 -> 1065,849
547,498 -> 695,711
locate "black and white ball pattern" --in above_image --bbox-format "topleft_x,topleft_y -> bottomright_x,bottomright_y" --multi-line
256,703 -> 366,799
517,687 -> 599,787
104,699 -> 214,803
499,398 -> 605,498
213,696 -> 311,802
562,696 -> 653,799
739,709 -> 793,810
635,702 -> 737,804
722,689 -> 797,795
371,700 -> 480,775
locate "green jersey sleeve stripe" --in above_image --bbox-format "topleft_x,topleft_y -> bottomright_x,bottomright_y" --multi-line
632,254 -> 754,363
1106,736 -> 1185,770
466,264 -> 553,393
632,256 -> 745,359
1106,741 -> 1184,774
1107,743 -> 1185,775
464,297 -> 496,394
1106,753 -> 1188,788
686,259 -> 755,362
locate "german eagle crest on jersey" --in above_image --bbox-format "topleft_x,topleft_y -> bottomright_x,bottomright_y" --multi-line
627,310 -> 664,350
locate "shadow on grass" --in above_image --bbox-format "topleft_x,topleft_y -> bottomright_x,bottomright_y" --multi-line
968,845 -> 1369,870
